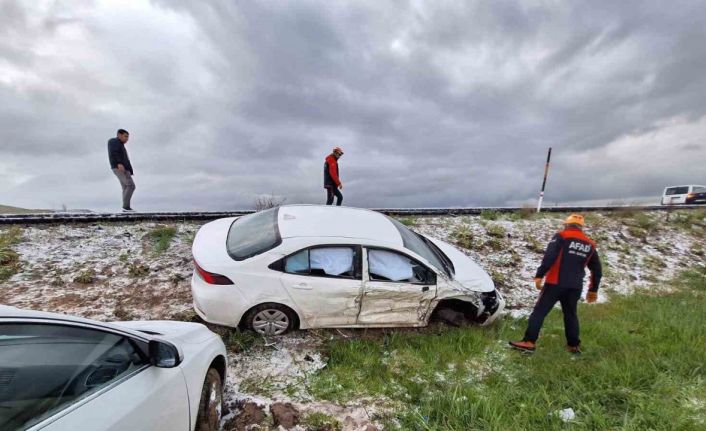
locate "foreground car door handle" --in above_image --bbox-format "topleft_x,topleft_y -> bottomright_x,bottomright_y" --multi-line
292,282 -> 312,290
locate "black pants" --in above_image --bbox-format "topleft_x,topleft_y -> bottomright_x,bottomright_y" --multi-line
326,187 -> 342,206
523,285 -> 582,347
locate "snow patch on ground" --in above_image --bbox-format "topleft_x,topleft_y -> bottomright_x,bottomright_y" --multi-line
1,210 -> 704,429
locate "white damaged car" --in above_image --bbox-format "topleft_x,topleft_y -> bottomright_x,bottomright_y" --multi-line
192,205 -> 504,335
0,306 -> 226,431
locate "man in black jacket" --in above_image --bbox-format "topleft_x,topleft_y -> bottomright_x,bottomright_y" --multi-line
108,129 -> 135,211
510,214 -> 602,354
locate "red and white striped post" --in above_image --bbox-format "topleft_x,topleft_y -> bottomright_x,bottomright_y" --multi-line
537,147 -> 552,212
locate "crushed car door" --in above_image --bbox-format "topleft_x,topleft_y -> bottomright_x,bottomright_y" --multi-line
357,248 -> 437,325
279,246 -> 363,327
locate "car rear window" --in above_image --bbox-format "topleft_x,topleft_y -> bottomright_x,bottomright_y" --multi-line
666,186 -> 689,195
226,208 -> 281,260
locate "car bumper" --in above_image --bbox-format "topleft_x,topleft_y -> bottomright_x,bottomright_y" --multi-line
191,272 -> 249,328
479,290 -> 505,326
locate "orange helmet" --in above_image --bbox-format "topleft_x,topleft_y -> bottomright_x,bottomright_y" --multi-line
332,146 -> 344,155
564,214 -> 585,226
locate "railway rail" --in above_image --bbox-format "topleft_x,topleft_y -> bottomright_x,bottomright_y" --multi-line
0,205 -> 704,225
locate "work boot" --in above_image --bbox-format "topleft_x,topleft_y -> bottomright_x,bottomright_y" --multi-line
566,345 -> 581,355
509,340 -> 536,352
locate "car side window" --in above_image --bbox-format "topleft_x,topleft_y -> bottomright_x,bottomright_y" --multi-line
0,323 -> 149,430
367,249 -> 436,284
284,249 -> 309,274
283,246 -> 359,279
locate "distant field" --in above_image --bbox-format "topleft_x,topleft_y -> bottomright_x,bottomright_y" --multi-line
0,205 -> 52,214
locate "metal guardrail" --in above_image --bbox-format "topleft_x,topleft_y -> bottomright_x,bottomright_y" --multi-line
0,205 -> 704,225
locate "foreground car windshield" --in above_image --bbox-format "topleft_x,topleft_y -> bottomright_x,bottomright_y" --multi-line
227,208 -> 281,260
388,217 -> 453,277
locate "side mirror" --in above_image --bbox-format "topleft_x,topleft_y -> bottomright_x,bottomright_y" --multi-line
149,340 -> 182,368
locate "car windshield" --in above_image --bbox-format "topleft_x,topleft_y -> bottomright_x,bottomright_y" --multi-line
387,217 -> 453,277
227,207 -> 281,260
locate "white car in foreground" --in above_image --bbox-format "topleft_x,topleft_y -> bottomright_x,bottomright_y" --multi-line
0,306 -> 226,431
192,205 -> 504,335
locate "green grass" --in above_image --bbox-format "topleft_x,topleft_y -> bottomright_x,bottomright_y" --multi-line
523,233 -> 544,253
221,329 -> 263,353
127,261 -> 150,277
485,223 -> 506,238
0,204 -> 52,214
668,210 -> 706,231
310,270 -> 706,430
72,268 -> 96,284
147,225 -> 177,253
452,224 -> 475,250
480,210 -> 500,221
396,217 -> 418,227
505,206 -> 537,221
302,412 -> 342,431
0,227 -> 24,280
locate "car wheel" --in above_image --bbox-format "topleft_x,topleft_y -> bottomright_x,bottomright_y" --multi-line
246,303 -> 296,335
195,368 -> 223,431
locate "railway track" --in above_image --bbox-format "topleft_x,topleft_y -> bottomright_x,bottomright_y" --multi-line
0,205 -> 704,225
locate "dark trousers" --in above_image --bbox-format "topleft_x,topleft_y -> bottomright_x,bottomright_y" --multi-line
325,187 -> 342,206
523,285 -> 582,347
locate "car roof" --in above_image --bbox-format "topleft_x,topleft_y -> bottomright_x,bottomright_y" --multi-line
277,205 -> 403,245
0,305 -> 150,339
0,305 -> 84,321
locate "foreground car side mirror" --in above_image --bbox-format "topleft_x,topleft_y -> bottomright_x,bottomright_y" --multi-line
149,340 -> 182,368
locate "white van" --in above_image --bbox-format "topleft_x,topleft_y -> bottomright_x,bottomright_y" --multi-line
661,185 -> 706,205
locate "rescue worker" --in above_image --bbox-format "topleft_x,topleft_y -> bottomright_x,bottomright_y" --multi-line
324,147 -> 344,206
510,214 -> 602,354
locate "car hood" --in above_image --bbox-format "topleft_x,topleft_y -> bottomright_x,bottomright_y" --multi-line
423,235 -> 495,293
113,320 -> 216,345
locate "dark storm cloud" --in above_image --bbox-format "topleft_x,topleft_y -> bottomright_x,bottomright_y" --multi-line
1,0 -> 705,211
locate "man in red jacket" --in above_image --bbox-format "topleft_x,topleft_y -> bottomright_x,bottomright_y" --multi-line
510,214 -> 602,354
324,147 -> 344,206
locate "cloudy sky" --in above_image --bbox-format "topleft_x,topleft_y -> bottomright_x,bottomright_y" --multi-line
1,0 -> 705,211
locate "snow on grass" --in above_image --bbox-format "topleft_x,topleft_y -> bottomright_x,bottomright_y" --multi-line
0,222 -> 198,321
0,210 -> 703,429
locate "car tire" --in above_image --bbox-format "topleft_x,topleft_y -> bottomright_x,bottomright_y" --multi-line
195,368 -> 223,431
245,303 -> 296,336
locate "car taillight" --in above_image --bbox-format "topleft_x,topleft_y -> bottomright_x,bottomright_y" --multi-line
687,193 -> 695,198
194,260 -> 234,285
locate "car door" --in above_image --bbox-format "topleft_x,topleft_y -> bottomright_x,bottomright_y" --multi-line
357,247 -> 438,326
279,245 -> 363,327
0,322 -> 189,431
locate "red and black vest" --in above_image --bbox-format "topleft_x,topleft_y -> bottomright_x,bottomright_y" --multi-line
536,228 -> 602,291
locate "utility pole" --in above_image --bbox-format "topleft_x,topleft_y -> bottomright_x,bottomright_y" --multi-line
537,147 -> 552,212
